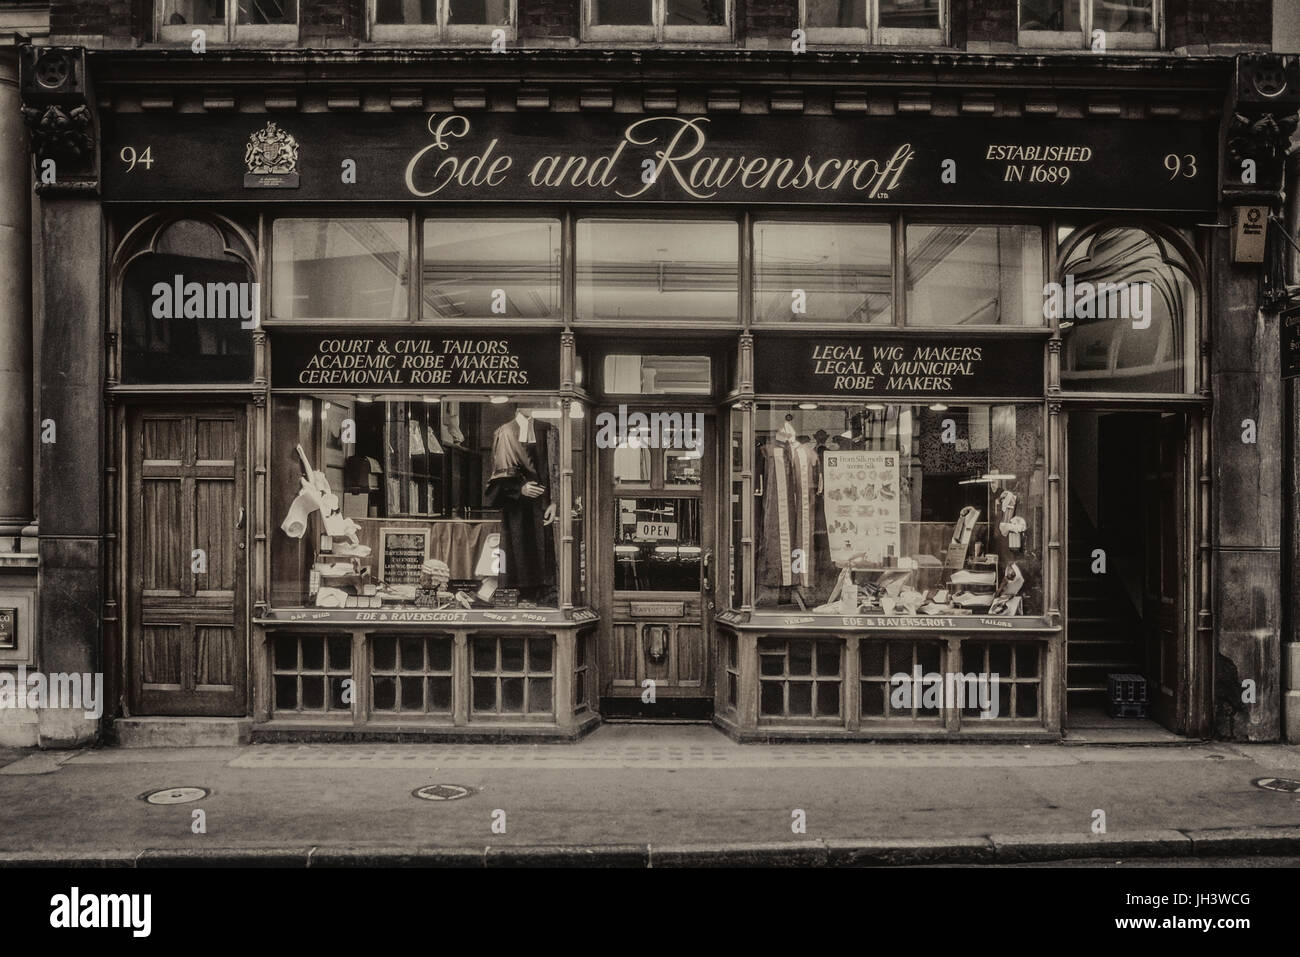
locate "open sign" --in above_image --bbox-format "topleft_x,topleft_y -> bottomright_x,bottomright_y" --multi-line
635,521 -> 678,541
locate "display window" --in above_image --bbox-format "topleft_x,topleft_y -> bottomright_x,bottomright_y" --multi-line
742,400 -> 1044,618
271,394 -> 569,611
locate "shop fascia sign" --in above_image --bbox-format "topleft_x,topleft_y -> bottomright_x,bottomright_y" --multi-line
753,334 -> 1045,399
101,112 -> 1217,211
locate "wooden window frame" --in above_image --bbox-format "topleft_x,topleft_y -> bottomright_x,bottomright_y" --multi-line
757,636 -> 844,723
469,633 -> 557,719
367,0 -> 518,44
1017,0 -> 1161,51
799,0 -> 947,47
859,639 -> 946,723
583,0 -> 733,45
370,633 -> 455,716
156,0 -> 299,44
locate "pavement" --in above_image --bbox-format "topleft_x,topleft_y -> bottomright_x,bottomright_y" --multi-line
1,724 -> 1299,866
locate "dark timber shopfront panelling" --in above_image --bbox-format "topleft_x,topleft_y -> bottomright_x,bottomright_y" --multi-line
19,42 -> 1295,743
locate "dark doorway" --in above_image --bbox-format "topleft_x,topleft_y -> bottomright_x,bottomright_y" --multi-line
1066,411 -> 1186,733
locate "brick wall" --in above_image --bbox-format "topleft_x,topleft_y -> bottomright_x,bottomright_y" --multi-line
50,0 -> 146,39
1166,0 -> 1272,49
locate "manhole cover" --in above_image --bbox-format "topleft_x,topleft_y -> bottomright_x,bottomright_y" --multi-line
142,786 -> 209,805
1253,777 -> 1300,793
413,784 -> 471,801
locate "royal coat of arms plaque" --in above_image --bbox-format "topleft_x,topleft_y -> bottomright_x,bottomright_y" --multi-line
243,121 -> 300,188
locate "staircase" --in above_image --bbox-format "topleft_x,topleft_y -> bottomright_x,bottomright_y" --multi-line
1066,495 -> 1146,714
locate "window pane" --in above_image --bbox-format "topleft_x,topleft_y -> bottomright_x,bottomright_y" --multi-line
1093,0 -> 1152,33
665,0 -> 726,26
161,0 -> 225,24
614,498 -> 702,591
750,402 -> 1044,618
804,0 -> 866,29
603,355 -> 712,395
272,396 -> 562,609
236,0 -> 297,25
273,219 -> 408,320
906,224 -> 1043,327
592,0 -> 653,25
1019,0 -> 1082,31
422,219 -> 559,320
121,220 -> 254,384
1060,227 -> 1192,394
375,0 -> 438,23
577,220 -> 739,322
878,0 -> 940,29
754,221 -> 892,324
448,0 -> 512,23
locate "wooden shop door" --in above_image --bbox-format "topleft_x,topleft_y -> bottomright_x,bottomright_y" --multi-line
596,408 -> 717,716
1142,412 -> 1186,731
127,406 -> 248,716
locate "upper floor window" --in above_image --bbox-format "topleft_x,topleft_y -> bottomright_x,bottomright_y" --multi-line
586,0 -> 730,42
1019,0 -> 1158,49
802,0 -> 944,46
158,1 -> 298,43
372,0 -> 515,40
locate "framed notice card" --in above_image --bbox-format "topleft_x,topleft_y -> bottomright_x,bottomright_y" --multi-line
822,450 -> 900,566
379,528 -> 430,586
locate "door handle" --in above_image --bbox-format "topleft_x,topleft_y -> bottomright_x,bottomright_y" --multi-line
235,506 -> 245,530
702,547 -> 713,592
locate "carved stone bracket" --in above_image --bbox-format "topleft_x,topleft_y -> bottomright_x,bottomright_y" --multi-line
1226,110 -> 1298,193
19,47 -> 99,194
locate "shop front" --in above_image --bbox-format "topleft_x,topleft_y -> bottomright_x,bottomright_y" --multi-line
75,52 -> 1232,741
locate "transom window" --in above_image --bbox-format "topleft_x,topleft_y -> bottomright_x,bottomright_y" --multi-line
1019,0 -> 1158,49
801,0 -> 944,45
586,0 -> 731,41
265,215 -> 1047,327
1058,225 -> 1196,395
157,1 -> 297,42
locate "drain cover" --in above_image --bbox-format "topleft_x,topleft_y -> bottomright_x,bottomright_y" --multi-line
413,784 -> 471,801
1253,777 -> 1300,793
143,786 -> 209,805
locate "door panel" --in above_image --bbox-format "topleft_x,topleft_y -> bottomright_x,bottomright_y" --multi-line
1143,413 -> 1183,730
129,406 -> 248,716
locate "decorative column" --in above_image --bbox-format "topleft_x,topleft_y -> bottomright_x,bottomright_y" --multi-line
21,46 -> 103,747
0,48 -> 33,547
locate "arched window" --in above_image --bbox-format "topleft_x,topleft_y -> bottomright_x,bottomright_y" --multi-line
118,216 -> 256,385
1058,225 -> 1197,395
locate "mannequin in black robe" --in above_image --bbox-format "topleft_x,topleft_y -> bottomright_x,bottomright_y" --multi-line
484,411 -> 557,603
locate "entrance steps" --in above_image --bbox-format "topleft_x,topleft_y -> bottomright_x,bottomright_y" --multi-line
113,717 -> 252,748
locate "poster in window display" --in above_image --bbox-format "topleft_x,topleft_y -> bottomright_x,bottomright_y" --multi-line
379,529 -> 430,586
822,451 -> 900,566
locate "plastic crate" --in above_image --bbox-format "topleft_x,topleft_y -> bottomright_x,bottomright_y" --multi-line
1108,673 -> 1148,718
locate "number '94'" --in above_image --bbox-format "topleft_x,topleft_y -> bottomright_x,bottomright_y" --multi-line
120,146 -> 154,172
